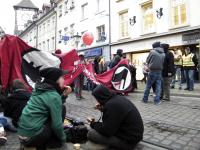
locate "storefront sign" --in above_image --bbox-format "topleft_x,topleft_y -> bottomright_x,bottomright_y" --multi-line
84,47 -> 102,58
182,30 -> 200,44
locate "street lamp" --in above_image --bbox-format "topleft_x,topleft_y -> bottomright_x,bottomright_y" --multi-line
156,8 -> 163,19
129,16 -> 136,26
71,32 -> 81,50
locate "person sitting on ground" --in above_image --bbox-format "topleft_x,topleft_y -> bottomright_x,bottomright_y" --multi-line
87,85 -> 144,150
18,67 -> 71,149
3,79 -> 31,128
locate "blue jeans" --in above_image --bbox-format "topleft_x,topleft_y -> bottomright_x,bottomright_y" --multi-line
171,67 -> 182,88
184,69 -> 194,90
143,72 -> 162,103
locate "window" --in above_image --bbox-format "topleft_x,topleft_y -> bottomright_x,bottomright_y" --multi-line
59,5 -> 63,17
81,3 -> 88,19
97,25 -> 105,41
119,11 -> 129,39
141,1 -> 155,33
43,41 -> 45,50
51,37 -> 55,51
64,1 -> 68,14
58,30 -> 62,42
70,0 -> 75,10
47,20 -> 50,28
70,24 -> 75,36
64,27 -> 68,35
43,23 -> 46,32
96,0 -> 104,13
52,16 -> 55,28
38,43 -> 41,49
171,0 -> 187,27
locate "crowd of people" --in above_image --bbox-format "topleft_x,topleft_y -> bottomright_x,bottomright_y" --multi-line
142,42 -> 198,104
0,42 -> 198,150
0,65 -> 143,150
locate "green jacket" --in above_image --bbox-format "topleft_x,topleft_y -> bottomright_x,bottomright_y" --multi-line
17,83 -> 66,142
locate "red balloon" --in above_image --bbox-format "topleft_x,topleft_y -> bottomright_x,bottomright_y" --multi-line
82,32 -> 94,45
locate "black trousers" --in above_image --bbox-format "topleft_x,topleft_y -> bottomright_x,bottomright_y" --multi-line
87,129 -> 138,150
21,105 -> 66,150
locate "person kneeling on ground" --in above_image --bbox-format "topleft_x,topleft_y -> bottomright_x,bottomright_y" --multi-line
18,67 -> 71,149
87,85 -> 144,150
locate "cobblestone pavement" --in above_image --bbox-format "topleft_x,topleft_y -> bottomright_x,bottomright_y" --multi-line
1,90 -> 200,150
64,91 -> 200,150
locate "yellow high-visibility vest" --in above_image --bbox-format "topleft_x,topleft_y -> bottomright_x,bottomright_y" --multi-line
182,53 -> 195,67
174,54 -> 182,66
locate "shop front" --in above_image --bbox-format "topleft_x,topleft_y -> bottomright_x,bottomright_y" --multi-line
111,29 -> 200,81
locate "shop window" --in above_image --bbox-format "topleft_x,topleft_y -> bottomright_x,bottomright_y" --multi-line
119,11 -> 129,39
97,25 -> 105,42
141,0 -> 155,34
171,0 -> 187,27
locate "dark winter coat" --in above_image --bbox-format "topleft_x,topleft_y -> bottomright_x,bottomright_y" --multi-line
146,48 -> 165,72
109,55 -> 121,69
4,90 -> 31,127
91,85 -> 144,144
162,51 -> 175,78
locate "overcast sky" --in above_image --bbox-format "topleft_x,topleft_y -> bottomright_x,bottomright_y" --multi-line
0,0 -> 49,34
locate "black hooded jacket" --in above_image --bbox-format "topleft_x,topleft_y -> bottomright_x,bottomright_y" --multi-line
91,85 -> 144,144
4,90 -> 31,127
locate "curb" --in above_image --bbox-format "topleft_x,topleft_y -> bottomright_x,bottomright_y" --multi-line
133,90 -> 200,98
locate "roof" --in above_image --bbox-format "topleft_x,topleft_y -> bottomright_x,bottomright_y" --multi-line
14,0 -> 38,10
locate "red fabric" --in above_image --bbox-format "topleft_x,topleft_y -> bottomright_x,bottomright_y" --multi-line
57,49 -> 84,85
0,35 -> 31,91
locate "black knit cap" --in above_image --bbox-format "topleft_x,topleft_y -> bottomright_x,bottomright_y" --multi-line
152,42 -> 161,48
117,49 -> 123,56
39,67 -> 68,82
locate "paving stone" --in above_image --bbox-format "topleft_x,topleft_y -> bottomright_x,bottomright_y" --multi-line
171,143 -> 182,149
161,139 -> 173,145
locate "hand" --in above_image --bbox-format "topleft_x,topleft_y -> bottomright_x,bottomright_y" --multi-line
94,103 -> 102,111
63,86 -> 72,96
87,117 -> 95,123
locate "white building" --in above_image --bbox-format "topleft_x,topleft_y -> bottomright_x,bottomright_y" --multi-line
110,0 -> 200,80
37,4 -> 57,52
19,2 -> 57,52
56,0 -> 110,61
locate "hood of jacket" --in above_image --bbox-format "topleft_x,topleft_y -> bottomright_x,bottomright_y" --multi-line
154,47 -> 164,54
9,90 -> 31,100
92,85 -> 115,105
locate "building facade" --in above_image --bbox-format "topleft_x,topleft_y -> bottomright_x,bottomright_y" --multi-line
56,0 -> 110,61
19,2 -> 57,52
110,0 -> 200,80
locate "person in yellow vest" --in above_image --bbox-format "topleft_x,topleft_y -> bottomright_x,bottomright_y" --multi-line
170,49 -> 183,89
182,47 -> 198,91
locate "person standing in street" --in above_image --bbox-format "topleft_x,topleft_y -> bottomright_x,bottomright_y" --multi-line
182,47 -> 198,91
142,42 -> 165,105
109,49 -> 123,69
74,53 -> 86,100
170,49 -> 183,89
161,43 -> 175,101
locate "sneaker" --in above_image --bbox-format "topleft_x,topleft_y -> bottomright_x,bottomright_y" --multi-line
0,136 -> 7,145
170,86 -> 175,89
184,88 -> 189,90
155,101 -> 161,105
141,100 -> 148,104
76,97 -> 81,100
80,96 -> 85,99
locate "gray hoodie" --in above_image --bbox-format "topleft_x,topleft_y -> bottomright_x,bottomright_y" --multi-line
146,48 -> 165,73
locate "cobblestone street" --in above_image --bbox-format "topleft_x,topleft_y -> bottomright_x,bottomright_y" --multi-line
1,89 -> 200,150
